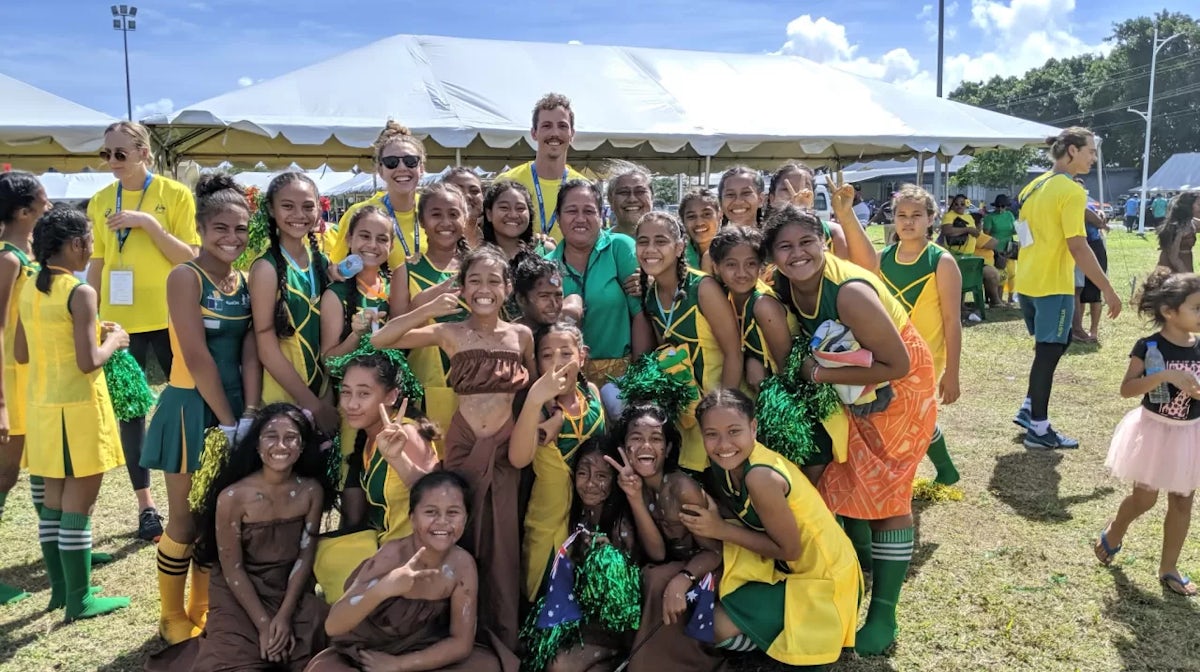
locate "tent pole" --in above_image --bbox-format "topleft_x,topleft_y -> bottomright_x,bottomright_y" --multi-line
455,148 -> 462,167
704,156 -> 711,188
916,153 -> 925,188
1096,136 -> 1107,221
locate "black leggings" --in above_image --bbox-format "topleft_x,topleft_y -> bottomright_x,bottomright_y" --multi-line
1026,341 -> 1069,422
121,329 -> 173,491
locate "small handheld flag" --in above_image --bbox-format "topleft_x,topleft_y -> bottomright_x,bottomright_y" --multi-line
535,531 -> 583,628
684,572 -> 716,643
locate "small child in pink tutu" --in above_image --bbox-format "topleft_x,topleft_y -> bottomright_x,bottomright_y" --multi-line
1095,268 -> 1200,596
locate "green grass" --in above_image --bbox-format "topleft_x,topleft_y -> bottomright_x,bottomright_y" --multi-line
3,230 -> 1199,671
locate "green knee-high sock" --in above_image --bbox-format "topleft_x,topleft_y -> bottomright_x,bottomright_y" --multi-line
925,426 -> 960,486
841,516 -> 873,569
59,512 -> 129,621
29,476 -> 44,515
40,506 -> 66,610
0,491 -> 30,603
856,527 -> 914,656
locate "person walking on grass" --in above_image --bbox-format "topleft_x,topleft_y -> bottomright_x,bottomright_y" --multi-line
1012,127 -> 1121,450
1095,269 -> 1200,597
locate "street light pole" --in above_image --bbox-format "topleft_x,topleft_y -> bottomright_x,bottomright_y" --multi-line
111,5 -> 138,121
1130,25 -> 1181,234
932,0 -> 945,205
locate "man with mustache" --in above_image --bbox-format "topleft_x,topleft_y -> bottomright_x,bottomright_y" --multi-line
496,93 -> 589,245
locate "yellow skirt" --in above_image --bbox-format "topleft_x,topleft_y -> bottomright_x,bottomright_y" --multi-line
4,361 -> 27,436
262,335 -> 325,406
521,443 -> 571,601
26,393 -> 123,479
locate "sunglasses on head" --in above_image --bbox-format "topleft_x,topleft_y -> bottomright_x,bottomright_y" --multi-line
99,148 -> 130,162
380,154 -> 421,170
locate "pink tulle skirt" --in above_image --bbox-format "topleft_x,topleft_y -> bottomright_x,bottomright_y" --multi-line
1105,406 -> 1200,495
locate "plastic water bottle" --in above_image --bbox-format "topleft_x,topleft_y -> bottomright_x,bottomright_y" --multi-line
1145,341 -> 1171,404
337,254 -> 364,279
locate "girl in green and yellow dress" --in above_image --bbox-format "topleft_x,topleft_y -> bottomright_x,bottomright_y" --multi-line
0,171 -> 50,606
635,212 -> 743,473
511,321 -> 605,601
680,389 -> 861,668
249,172 -> 337,435
140,176 -> 262,643
16,206 -> 130,620
679,187 -> 719,271
709,225 -> 794,394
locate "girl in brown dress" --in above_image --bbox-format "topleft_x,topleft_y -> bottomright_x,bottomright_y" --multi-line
307,471 -> 518,672
146,403 -> 336,671
372,244 -> 534,652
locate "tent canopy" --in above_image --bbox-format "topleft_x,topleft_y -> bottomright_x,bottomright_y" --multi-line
149,34 -> 1059,172
0,72 -> 118,171
1146,152 -> 1200,192
230,165 -> 357,193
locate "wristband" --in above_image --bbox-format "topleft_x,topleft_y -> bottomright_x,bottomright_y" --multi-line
678,569 -> 697,584
810,363 -> 822,384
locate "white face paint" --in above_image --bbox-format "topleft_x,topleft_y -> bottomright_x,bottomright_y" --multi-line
441,564 -> 455,580
349,594 -> 364,606
290,490 -> 297,498
289,558 -> 302,579
300,530 -> 311,549
366,578 -> 379,589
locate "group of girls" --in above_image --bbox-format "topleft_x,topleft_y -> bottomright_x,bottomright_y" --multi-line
0,111 -> 990,672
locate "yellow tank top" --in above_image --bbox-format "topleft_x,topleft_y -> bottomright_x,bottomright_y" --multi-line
21,272 -> 107,407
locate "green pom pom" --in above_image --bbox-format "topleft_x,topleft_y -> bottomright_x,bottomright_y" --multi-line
617,352 -> 699,423
326,334 -> 424,405
103,349 -> 156,422
326,433 -> 348,493
754,338 -> 841,467
518,597 -> 582,672
189,427 -> 231,513
577,538 -> 641,632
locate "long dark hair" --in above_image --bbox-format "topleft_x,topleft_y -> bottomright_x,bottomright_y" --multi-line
194,403 -> 337,566
482,180 -> 534,248
568,439 -> 640,562
1136,266 -> 1200,327
0,171 -> 42,224
1159,191 -> 1200,253
32,206 -> 89,294
610,402 -> 682,475
636,212 -> 690,325
264,172 -> 328,338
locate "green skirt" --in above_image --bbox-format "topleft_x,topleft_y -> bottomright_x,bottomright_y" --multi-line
721,580 -> 787,651
140,385 -> 243,473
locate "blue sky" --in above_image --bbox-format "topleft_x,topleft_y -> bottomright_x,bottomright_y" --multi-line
1,0 -> 1192,119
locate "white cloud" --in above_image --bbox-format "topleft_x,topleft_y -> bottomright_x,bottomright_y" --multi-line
237,76 -> 254,87
133,97 -> 174,119
567,40 -> 583,45
776,0 -> 1107,95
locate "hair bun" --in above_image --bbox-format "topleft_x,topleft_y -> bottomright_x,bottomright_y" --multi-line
384,120 -> 412,136
194,174 -> 242,199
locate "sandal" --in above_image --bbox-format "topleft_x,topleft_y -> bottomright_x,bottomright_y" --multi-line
1160,572 -> 1197,597
1094,528 -> 1121,565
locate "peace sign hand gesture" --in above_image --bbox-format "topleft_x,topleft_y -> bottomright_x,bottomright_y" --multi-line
424,291 -> 464,319
828,170 -> 856,215
782,177 -> 814,209
529,361 -> 577,406
380,546 -> 443,598
376,401 -> 410,462
604,446 -> 643,500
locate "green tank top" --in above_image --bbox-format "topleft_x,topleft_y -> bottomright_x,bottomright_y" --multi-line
733,290 -> 774,373
262,248 -> 325,395
185,261 -> 251,397
547,384 -> 605,465
685,242 -> 703,270
407,255 -> 468,372
328,271 -> 390,341
878,243 -> 942,314
647,269 -> 717,389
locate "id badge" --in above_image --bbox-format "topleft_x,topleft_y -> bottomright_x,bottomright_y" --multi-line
109,269 -> 134,306
1015,218 -> 1035,248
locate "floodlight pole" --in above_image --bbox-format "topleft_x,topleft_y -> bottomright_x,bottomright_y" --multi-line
112,5 -> 138,121
932,0 -> 945,205
1129,26 -> 1181,234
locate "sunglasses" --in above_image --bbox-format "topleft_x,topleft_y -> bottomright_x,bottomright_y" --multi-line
380,154 -> 421,170
99,148 -> 131,162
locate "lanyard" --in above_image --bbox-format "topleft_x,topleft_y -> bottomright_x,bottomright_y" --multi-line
531,164 -> 568,236
115,172 -> 153,253
656,283 -> 682,340
358,273 -> 388,308
279,244 -> 317,301
382,195 -> 418,258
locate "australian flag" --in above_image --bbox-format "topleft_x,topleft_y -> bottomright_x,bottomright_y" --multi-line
684,572 -> 716,642
535,534 -> 583,628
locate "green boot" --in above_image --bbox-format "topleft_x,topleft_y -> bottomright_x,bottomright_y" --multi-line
59,512 -> 129,621
925,426 -> 960,486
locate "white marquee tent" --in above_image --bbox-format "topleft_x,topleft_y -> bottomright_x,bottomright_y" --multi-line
148,34 -> 1059,173
231,165 -> 357,193
0,72 -> 118,171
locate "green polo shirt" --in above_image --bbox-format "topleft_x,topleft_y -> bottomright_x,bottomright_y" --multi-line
546,230 -> 642,359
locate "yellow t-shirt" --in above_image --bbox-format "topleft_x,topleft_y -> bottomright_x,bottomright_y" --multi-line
88,175 -> 199,333
494,162 -> 588,242
329,192 -> 425,269
1015,174 -> 1085,297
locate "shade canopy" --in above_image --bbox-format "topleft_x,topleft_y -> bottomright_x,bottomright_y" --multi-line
0,72 -> 119,171
1145,152 -> 1200,192
148,34 -> 1059,172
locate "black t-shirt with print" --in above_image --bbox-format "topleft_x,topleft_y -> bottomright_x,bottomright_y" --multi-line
1131,333 -> 1200,420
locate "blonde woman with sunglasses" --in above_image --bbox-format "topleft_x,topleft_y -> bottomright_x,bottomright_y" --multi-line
85,121 -> 200,543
